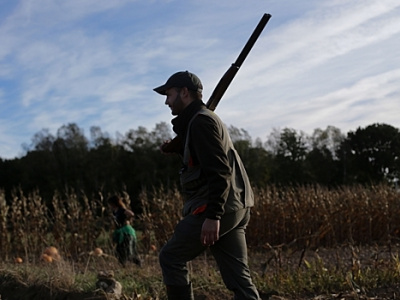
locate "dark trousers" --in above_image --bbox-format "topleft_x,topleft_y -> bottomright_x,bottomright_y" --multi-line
159,208 -> 260,300
115,234 -> 141,267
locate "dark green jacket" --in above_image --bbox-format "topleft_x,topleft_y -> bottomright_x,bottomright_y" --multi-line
172,100 -> 254,219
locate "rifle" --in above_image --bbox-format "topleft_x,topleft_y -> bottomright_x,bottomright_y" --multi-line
162,13 -> 271,153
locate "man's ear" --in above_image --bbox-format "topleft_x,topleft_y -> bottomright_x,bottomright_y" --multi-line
180,87 -> 189,98
180,87 -> 194,106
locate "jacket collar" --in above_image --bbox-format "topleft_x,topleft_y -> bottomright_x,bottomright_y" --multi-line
171,99 -> 206,138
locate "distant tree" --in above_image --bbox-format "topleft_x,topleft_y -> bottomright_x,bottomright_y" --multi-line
150,122 -> 179,189
266,128 -> 311,184
52,123 -> 89,192
30,128 -> 56,151
305,147 -> 339,185
246,144 -> 273,186
228,126 -> 271,186
151,122 -> 174,146
339,123 -> 400,184
311,126 -> 344,159
0,158 -> 22,200
119,123 -> 179,197
56,123 -> 88,150
89,126 -> 112,148
229,126 -> 252,144
305,126 -> 345,185
15,128 -> 59,199
228,126 -> 252,164
2,121 -> 399,205
17,150 -> 58,199
86,126 -> 121,192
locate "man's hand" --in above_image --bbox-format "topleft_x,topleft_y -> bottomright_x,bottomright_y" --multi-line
160,140 -> 172,154
201,218 -> 220,246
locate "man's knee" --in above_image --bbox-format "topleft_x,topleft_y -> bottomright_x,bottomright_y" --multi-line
159,244 -> 180,270
159,245 -> 169,268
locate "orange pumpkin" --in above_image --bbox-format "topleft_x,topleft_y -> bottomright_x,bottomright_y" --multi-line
41,253 -> 53,263
93,247 -> 103,256
14,257 -> 23,264
44,246 -> 61,261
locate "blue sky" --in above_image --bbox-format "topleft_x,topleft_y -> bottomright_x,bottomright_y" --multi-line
1,0 -> 399,159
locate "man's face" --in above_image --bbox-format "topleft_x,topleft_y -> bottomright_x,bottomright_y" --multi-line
165,87 -> 185,115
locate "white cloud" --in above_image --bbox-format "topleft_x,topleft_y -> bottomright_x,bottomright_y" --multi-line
0,0 -> 400,159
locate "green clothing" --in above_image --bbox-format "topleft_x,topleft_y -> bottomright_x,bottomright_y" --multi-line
113,224 -> 141,267
113,224 -> 137,244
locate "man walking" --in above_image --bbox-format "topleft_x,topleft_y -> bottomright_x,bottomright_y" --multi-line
154,71 -> 260,300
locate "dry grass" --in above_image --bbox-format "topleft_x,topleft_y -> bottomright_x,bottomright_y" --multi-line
0,184 -> 400,299
248,185 -> 400,248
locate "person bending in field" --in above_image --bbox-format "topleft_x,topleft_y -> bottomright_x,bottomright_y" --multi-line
107,195 -> 141,267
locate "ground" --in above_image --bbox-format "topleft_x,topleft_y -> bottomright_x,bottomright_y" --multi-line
1,245 -> 400,299
0,278 -> 399,300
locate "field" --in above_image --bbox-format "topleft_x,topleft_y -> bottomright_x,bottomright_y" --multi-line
1,185 -> 400,299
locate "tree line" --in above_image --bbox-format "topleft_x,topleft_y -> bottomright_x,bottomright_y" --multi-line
0,122 -> 399,208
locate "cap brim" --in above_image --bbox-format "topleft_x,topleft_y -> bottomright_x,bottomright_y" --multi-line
153,84 -> 168,95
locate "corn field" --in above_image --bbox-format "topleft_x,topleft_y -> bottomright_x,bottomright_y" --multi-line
0,184 -> 399,262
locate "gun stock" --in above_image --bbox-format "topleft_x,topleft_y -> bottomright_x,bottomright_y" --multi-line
162,13 -> 271,153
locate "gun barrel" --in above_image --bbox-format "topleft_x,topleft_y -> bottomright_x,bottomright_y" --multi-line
162,13 -> 271,153
235,13 -> 271,68
206,13 -> 271,111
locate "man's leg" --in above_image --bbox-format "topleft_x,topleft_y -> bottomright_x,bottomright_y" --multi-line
165,282 -> 194,300
211,208 -> 260,300
159,214 -> 206,299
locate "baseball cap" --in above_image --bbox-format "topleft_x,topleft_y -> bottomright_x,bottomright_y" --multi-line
153,71 -> 203,95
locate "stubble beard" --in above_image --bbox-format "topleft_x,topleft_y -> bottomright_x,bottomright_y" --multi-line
171,93 -> 184,116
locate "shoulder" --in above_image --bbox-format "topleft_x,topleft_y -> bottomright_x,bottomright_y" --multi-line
191,109 -> 221,128
192,110 -> 225,135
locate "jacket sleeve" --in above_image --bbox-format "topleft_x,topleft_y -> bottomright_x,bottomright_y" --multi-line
189,114 -> 232,219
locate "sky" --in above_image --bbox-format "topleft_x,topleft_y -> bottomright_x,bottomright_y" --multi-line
1,0 -> 399,159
